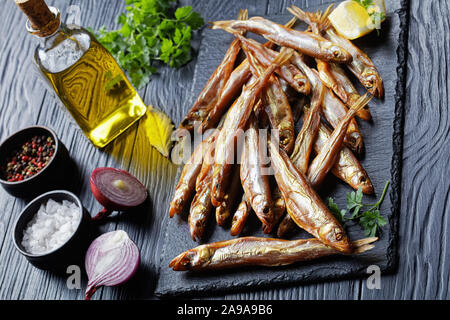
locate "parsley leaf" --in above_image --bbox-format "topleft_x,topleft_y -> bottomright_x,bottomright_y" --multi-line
327,197 -> 347,225
346,187 -> 363,218
353,0 -> 386,33
327,181 -> 390,236
175,6 -> 205,29
90,0 -> 204,89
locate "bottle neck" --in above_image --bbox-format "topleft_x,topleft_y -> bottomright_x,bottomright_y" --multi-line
26,6 -> 61,38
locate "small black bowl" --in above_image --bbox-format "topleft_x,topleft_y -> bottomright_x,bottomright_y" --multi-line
12,190 -> 92,271
0,126 -> 76,199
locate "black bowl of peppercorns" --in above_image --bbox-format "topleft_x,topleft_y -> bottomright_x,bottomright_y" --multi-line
0,126 -> 75,199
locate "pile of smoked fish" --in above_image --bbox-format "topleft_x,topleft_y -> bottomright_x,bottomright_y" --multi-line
169,5 -> 383,271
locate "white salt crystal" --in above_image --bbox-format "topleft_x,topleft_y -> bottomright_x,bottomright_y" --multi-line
21,199 -> 81,255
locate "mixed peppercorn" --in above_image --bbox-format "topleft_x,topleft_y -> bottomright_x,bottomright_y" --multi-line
1,135 -> 56,182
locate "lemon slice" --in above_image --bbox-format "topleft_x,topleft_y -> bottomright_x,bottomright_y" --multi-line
328,0 -> 386,40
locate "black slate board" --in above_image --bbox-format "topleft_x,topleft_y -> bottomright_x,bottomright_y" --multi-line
155,0 -> 408,297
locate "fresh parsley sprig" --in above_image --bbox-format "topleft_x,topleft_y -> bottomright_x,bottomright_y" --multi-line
90,0 -> 204,89
353,0 -> 386,31
327,181 -> 389,237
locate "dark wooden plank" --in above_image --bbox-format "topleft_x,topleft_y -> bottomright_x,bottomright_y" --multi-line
94,0 -> 270,300
360,0 -> 450,299
0,0 -> 135,300
0,0 -> 449,300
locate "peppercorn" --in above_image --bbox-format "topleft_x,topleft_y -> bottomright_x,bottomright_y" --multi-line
1,135 -> 55,182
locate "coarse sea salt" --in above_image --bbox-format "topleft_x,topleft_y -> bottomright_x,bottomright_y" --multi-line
21,199 -> 81,254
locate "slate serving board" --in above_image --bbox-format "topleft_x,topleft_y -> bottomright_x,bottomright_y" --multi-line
155,0 -> 409,297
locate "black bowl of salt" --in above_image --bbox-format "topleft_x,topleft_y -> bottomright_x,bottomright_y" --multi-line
12,190 -> 92,271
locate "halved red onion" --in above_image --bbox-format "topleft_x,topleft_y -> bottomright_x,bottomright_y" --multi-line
90,167 -> 148,220
84,230 -> 140,300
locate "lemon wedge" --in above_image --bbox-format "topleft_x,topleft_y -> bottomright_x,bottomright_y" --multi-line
328,0 -> 386,40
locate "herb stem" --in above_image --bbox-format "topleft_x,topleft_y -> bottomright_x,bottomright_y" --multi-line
361,180 -> 390,208
375,180 -> 390,208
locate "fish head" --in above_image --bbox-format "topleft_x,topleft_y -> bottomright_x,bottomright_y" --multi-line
322,42 -> 352,63
319,223 -> 353,254
362,69 -> 384,97
169,246 -> 212,271
350,172 -> 374,195
346,131 -> 363,154
253,194 -> 274,227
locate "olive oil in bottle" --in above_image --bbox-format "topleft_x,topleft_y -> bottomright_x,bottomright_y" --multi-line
16,0 -> 147,148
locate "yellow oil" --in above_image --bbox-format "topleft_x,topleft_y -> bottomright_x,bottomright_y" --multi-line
38,33 -> 147,148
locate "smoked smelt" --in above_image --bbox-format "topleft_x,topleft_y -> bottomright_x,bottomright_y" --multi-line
216,166 -> 242,226
268,139 -> 352,253
316,60 -> 372,120
195,132 -> 218,192
312,117 -> 374,194
230,194 -> 251,236
290,94 -> 309,123
178,10 -> 248,133
188,165 -> 214,241
267,185 -> 286,233
169,133 -> 217,217
290,51 -> 364,154
201,61 -> 253,131
240,115 -> 274,230
290,79 -> 325,174
211,17 -> 351,63
221,29 -> 310,96
241,38 -> 296,155
277,213 -> 297,238
201,17 -> 299,132
262,78 -> 297,155
307,94 -> 372,189
289,5 -> 384,97
211,48 -> 294,206
287,6 -> 372,120
170,236 -> 378,271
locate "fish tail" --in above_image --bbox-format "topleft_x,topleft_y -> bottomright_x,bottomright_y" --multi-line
353,244 -> 375,254
287,5 -> 312,25
288,4 -> 333,33
210,10 -> 247,30
285,16 -> 297,29
350,93 -> 373,114
209,20 -> 234,30
319,4 -> 334,28
272,47 -> 294,67
238,9 -> 248,20
351,237 -> 378,254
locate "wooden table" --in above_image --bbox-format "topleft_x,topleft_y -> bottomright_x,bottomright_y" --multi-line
0,0 -> 448,300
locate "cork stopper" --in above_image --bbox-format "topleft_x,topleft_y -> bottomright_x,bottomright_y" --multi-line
15,0 -> 60,37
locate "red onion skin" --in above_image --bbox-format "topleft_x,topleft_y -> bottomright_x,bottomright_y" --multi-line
91,208 -> 113,221
85,287 -> 97,300
90,167 -> 148,220
84,231 -> 140,300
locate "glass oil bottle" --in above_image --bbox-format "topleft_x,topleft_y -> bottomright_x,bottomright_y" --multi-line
16,0 -> 147,148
